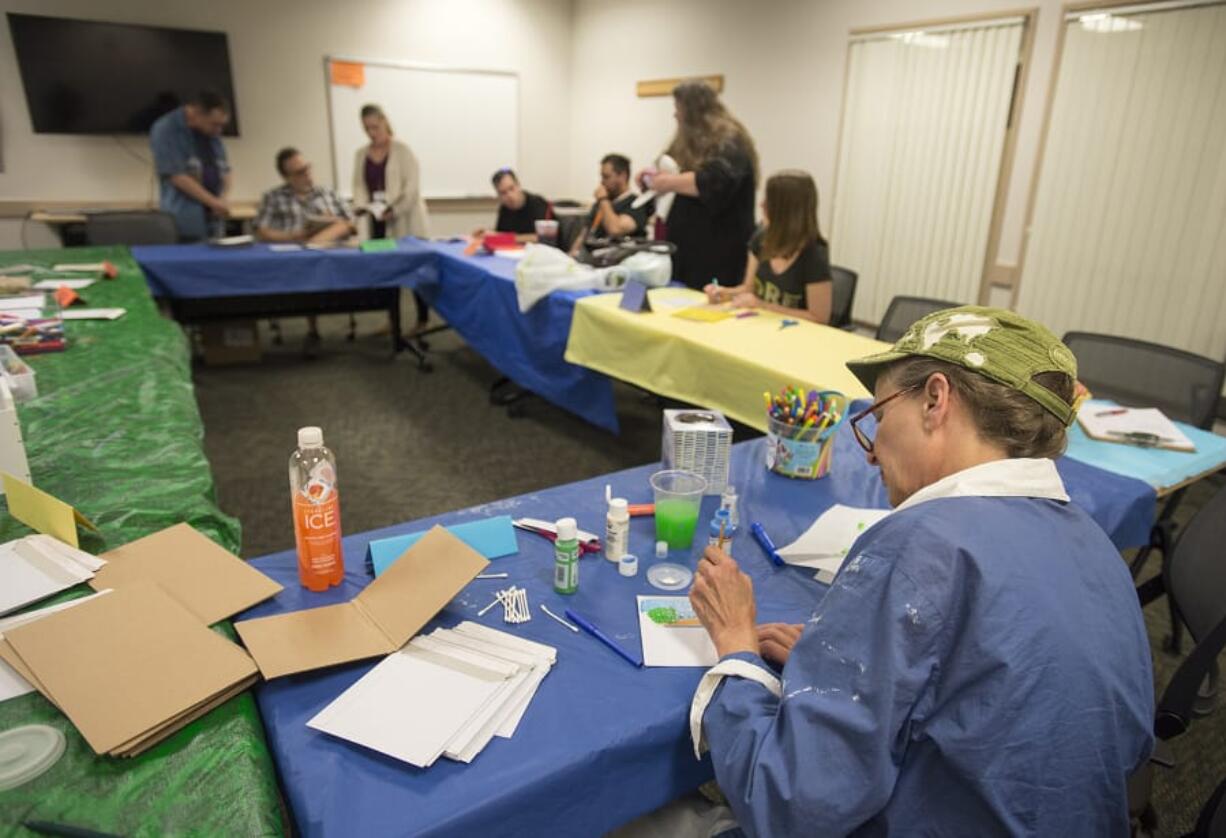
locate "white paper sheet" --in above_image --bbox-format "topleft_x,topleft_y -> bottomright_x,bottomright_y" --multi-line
308,645 -> 511,768
32,279 -> 95,290
776,505 -> 893,584
60,308 -> 126,321
0,536 -> 102,616
1076,403 -> 1194,451
637,596 -> 718,668
0,294 -> 47,310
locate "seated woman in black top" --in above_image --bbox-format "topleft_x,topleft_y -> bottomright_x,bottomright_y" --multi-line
706,170 -> 832,324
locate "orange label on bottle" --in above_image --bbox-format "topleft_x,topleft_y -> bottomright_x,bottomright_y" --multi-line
293,490 -> 344,590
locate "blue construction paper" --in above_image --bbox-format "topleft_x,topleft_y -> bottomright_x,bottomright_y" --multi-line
368,515 -> 518,575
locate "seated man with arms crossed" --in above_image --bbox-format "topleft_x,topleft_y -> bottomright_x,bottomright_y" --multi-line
255,147 -> 356,355
681,307 -> 1153,836
569,153 -> 654,255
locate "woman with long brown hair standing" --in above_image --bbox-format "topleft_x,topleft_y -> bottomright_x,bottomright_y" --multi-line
642,81 -> 758,290
706,170 -> 833,324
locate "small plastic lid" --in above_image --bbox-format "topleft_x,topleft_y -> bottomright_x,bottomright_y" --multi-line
0,724 -> 65,791
619,554 -> 638,577
655,540 -> 668,559
608,498 -> 628,514
297,426 -> 324,448
647,562 -> 693,591
556,517 -> 577,541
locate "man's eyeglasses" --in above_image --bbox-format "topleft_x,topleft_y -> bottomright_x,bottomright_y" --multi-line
850,385 -> 920,453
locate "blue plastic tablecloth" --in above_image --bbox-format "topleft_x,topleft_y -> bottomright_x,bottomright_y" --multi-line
131,238 -> 438,298
243,423 -> 1154,838
414,242 -> 620,433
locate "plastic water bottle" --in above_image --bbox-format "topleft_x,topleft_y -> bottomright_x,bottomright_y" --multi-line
553,517 -> 579,594
290,426 -> 344,591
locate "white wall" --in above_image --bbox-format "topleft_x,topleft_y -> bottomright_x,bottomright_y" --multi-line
0,0 -> 574,246
567,0 -> 1069,277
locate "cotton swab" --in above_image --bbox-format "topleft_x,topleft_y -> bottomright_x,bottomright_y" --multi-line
540,604 -> 579,632
476,572 -> 509,579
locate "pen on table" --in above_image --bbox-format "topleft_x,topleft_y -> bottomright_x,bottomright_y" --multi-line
1095,408 -> 1128,417
23,821 -> 122,838
750,522 -> 786,567
564,608 -> 643,668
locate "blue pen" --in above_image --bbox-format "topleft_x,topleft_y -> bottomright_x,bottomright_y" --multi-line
750,522 -> 786,567
779,319 -> 798,331
564,608 -> 643,668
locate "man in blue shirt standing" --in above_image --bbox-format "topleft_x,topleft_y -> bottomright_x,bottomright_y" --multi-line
149,90 -> 232,241
686,307 -> 1154,836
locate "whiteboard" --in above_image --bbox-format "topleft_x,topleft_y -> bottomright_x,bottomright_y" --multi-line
326,57 -> 518,200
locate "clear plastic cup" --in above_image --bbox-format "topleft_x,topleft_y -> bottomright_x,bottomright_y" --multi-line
650,469 -> 707,550
534,219 -> 559,246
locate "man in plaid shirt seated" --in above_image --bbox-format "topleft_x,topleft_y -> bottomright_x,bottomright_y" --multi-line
255,147 -> 357,355
256,147 -> 355,244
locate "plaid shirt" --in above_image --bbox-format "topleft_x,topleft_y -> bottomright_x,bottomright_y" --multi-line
255,185 -> 353,235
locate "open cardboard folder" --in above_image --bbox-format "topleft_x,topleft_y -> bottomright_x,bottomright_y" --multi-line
235,526 -> 490,679
3,581 -> 258,757
91,523 -> 283,625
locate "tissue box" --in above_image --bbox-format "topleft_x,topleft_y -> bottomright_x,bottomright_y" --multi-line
661,409 -> 732,495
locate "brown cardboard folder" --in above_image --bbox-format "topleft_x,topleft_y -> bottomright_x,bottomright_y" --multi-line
4,580 -> 258,756
235,526 -> 489,679
91,523 -> 283,625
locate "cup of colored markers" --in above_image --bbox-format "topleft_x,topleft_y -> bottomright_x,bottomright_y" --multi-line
763,386 -> 846,480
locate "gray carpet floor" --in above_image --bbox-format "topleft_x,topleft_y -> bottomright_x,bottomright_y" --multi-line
191,305 -> 1225,837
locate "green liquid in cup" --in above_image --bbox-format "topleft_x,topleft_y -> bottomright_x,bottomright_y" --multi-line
655,498 -> 700,550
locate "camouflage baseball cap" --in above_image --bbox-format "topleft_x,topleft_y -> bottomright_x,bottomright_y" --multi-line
846,306 -> 1078,426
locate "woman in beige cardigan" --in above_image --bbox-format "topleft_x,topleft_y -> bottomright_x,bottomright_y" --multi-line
352,104 -> 431,332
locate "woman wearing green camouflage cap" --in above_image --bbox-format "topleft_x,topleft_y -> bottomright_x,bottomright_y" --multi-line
686,306 -> 1153,835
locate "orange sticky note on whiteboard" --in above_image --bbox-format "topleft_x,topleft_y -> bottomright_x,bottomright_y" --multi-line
330,60 -> 365,88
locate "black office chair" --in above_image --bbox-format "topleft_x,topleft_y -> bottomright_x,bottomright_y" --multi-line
875,295 -> 962,343
1130,484 -> 1226,833
1064,332 -> 1225,653
85,210 -> 179,246
829,266 -> 858,329
1063,333 -> 1223,431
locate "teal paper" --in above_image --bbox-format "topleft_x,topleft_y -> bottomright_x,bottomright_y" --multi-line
369,515 -> 518,575
1065,400 -> 1226,492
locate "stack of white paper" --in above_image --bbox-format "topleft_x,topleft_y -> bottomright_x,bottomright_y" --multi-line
777,504 -> 892,584
0,535 -> 105,616
307,621 -> 556,768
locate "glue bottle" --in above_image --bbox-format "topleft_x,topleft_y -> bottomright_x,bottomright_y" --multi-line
605,498 -> 629,563
553,518 -> 579,595
290,426 -> 344,591
707,508 -> 736,557
720,486 -> 739,528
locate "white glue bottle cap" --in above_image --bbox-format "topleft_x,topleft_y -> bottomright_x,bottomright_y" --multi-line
298,426 -> 324,448
556,518 -> 578,541
608,498 -> 628,515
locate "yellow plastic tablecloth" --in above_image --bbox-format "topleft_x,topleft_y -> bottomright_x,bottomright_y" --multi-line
565,288 -> 890,432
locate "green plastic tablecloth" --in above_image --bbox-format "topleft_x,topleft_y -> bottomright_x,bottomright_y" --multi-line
0,248 -> 283,836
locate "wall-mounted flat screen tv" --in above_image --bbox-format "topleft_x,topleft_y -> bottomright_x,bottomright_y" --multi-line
7,13 -> 239,135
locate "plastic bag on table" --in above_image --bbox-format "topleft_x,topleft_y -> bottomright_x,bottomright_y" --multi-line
514,244 -> 673,312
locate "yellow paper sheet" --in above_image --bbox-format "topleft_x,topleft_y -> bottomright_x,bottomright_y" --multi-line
671,305 -> 734,323
565,289 -> 889,432
2,472 -> 96,548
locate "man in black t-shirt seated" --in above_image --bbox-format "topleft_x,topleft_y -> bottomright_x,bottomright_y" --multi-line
569,154 -> 655,255
472,168 -> 552,243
